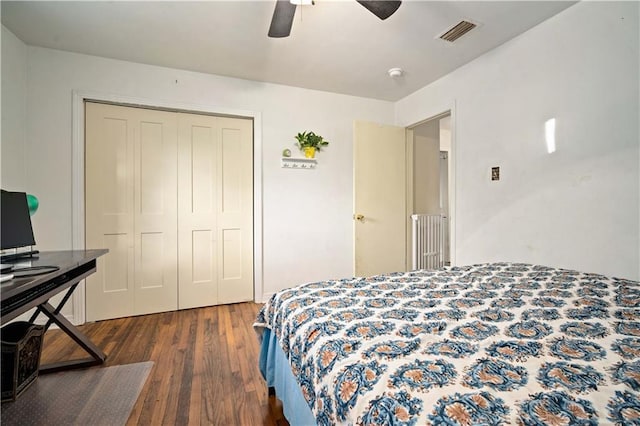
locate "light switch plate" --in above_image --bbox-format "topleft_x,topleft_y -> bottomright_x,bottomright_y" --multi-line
491,166 -> 500,181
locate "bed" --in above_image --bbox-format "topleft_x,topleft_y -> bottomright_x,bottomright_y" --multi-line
254,263 -> 640,425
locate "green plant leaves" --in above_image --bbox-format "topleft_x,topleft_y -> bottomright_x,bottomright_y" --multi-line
294,131 -> 330,151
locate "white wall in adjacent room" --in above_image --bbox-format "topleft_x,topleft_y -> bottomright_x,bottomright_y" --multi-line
396,1 -> 640,280
11,42 -> 394,302
413,126 -> 440,215
1,26 -> 28,190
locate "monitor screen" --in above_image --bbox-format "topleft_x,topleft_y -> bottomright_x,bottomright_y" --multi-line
1,190 -> 36,250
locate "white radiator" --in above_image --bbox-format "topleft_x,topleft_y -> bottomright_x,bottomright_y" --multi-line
411,214 -> 446,270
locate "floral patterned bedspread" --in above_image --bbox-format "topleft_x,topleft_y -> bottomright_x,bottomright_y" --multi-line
254,263 -> 640,425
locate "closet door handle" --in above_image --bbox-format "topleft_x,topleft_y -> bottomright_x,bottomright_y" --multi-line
353,214 -> 365,222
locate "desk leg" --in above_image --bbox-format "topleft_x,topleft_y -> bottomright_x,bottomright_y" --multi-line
35,295 -> 107,374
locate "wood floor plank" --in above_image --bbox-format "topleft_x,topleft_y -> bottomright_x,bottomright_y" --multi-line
40,302 -> 290,425
188,307 -> 204,425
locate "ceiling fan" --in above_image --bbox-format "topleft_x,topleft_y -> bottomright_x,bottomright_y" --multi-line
268,0 -> 402,38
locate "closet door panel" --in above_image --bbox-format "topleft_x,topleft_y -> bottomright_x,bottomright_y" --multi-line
221,128 -> 242,212
178,114 -> 219,309
103,234 -> 130,292
139,232 -> 165,287
192,230 -> 215,283
86,103 -> 178,320
192,125 -> 215,213
133,109 -> 178,315
217,117 -> 253,304
222,228 -> 242,280
139,121 -> 166,214
85,102 -> 135,321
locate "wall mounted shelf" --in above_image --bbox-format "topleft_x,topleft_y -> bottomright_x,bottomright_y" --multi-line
281,157 -> 317,169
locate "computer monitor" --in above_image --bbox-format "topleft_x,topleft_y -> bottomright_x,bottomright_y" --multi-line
1,190 -> 36,251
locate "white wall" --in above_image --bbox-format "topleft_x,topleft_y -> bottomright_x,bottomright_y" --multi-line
1,26 -> 27,190
1,29 -> 74,323
3,0 -> 638,316
396,1 -> 640,280
7,40 -> 394,303
413,124 -> 440,215
440,116 -> 451,152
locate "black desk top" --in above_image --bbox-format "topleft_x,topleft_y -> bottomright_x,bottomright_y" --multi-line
1,249 -> 108,302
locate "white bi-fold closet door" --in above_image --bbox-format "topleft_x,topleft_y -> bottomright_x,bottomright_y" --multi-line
85,102 -> 253,322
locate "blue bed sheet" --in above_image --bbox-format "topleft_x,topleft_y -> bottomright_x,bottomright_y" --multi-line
259,327 -> 317,425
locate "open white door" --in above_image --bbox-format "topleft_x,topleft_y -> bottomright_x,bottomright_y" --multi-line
353,120 -> 408,276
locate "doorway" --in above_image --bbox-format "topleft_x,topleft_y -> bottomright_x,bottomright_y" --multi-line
410,112 -> 452,266
353,111 -> 454,275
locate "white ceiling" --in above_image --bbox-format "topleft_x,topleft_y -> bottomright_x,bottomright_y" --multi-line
1,1 -> 575,101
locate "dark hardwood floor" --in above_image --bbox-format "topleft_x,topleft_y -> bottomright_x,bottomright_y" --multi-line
40,302 -> 290,426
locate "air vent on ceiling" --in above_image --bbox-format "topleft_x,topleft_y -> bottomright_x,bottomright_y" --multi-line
439,20 -> 477,42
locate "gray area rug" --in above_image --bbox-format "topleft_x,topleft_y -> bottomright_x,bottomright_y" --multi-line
1,361 -> 153,426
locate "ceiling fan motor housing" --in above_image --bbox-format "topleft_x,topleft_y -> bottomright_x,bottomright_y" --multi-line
269,0 -> 402,38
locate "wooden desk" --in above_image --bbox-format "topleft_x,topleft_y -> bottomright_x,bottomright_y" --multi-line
1,250 -> 108,373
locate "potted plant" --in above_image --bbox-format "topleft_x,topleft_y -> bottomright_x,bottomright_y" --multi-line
295,131 -> 329,159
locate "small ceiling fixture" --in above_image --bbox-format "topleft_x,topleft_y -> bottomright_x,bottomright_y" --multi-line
388,68 -> 404,78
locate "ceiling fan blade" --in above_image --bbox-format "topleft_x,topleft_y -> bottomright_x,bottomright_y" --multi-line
356,1 -> 401,20
268,0 -> 297,38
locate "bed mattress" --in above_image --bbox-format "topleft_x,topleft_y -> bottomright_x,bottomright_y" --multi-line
254,263 -> 640,425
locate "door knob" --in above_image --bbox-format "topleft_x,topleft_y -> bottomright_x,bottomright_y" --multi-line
353,214 -> 365,222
